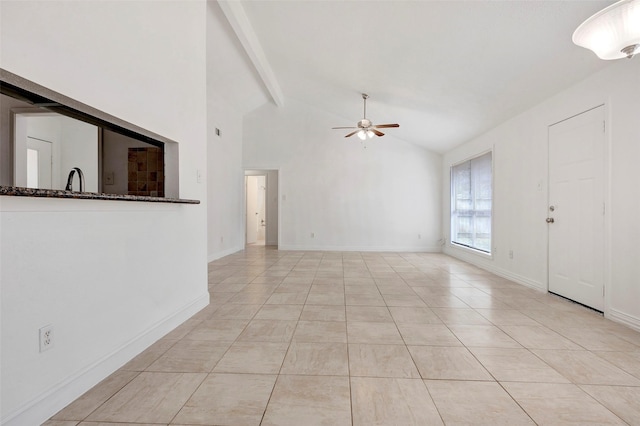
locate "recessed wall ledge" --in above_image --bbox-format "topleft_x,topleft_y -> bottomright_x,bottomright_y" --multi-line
0,185 -> 199,204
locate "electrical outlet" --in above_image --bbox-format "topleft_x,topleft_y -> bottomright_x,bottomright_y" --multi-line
39,325 -> 54,352
105,172 -> 114,185
509,250 -> 514,259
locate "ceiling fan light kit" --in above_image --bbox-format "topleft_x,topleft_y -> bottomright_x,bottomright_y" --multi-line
573,0 -> 640,60
332,93 -> 400,140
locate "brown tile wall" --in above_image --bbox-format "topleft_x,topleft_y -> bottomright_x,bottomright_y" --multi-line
127,147 -> 164,197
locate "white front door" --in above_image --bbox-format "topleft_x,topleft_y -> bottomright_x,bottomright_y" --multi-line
548,105 -> 605,311
25,137 -> 53,189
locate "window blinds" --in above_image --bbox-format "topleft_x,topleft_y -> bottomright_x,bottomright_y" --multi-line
451,152 -> 492,253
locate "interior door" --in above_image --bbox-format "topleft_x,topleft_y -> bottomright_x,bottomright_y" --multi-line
25,136 -> 53,189
246,176 -> 258,244
256,175 -> 266,242
245,169 -> 279,247
548,105 -> 605,311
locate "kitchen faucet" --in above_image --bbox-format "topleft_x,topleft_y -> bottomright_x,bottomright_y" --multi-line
65,167 -> 85,192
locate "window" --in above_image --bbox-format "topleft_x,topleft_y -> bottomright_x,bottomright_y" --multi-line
451,151 -> 492,253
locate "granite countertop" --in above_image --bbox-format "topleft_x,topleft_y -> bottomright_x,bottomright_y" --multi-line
0,186 -> 200,204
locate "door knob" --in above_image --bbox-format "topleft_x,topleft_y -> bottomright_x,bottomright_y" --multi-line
546,217 -> 555,223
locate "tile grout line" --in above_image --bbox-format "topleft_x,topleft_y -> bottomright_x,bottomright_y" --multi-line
47,246 -> 640,425
260,251 -> 317,425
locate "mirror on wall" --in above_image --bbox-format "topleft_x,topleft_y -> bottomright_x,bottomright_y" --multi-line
1,71 -> 170,197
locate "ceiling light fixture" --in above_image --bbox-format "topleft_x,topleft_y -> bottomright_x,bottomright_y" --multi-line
573,0 -> 640,60
357,129 -> 375,140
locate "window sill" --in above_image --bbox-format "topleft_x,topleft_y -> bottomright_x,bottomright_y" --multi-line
449,242 -> 493,260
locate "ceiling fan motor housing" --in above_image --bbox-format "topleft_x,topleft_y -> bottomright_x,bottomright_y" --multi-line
358,119 -> 372,128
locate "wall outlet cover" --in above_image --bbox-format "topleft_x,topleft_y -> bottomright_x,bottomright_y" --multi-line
39,325 -> 54,352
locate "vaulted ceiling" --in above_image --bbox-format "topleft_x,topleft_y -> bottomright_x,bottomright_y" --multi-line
215,0 -> 615,153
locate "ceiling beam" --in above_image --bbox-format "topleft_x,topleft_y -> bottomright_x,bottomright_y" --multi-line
218,1 -> 285,107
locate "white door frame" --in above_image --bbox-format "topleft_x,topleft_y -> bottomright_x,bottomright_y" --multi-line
546,103 -> 611,315
244,168 -> 281,248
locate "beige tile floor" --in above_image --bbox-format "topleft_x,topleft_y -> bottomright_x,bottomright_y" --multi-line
46,246 -> 640,425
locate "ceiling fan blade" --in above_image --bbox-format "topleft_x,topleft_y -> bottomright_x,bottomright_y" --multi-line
332,126 -> 357,129
374,124 -> 400,128
344,130 -> 359,138
371,128 -> 385,137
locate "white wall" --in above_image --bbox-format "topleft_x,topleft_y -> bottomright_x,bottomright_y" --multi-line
206,97 -> 244,260
0,1 -> 208,424
59,116 -> 99,192
206,1 -> 256,261
442,59 -> 640,330
244,98 -> 443,252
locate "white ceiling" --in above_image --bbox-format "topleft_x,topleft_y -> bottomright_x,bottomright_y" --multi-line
227,0 -> 615,153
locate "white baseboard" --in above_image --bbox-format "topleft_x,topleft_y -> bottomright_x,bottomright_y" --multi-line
208,245 -> 244,262
278,244 -> 443,253
444,246 -> 545,292
489,265 -> 546,292
2,293 -> 209,426
608,308 -> 640,332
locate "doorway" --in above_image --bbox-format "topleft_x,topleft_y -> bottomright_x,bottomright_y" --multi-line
548,105 -> 606,311
245,169 -> 279,247
25,137 -> 53,189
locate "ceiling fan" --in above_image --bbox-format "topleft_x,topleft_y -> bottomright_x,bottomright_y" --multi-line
332,93 -> 399,140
